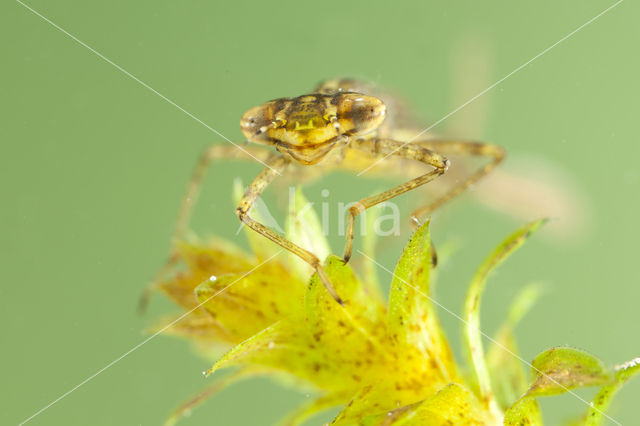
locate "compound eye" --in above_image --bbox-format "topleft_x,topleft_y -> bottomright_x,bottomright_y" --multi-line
240,105 -> 270,139
338,94 -> 386,135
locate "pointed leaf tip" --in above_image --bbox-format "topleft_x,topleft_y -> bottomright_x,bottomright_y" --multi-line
527,347 -> 612,397
504,396 -> 543,426
356,383 -> 491,425
584,357 -> 640,425
464,219 -> 547,416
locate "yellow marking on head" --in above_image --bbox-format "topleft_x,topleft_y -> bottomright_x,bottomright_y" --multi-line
293,119 -> 319,131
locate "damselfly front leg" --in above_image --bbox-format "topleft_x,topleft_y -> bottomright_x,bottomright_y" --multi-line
341,139 -> 449,263
235,154 -> 344,305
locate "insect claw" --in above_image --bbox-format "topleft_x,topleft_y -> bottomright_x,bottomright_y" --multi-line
317,266 -> 345,306
410,215 -> 423,229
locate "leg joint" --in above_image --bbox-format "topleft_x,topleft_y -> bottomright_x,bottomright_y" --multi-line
349,202 -> 366,216
235,206 -> 247,220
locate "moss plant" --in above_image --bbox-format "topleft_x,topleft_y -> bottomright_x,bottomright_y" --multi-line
153,188 -> 639,425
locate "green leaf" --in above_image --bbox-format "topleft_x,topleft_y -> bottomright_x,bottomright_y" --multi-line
527,347 -> 612,397
464,219 -> 547,416
387,220 -> 457,381
584,357 -> 640,426
503,396 -> 543,426
358,383 -> 492,426
488,283 -> 544,408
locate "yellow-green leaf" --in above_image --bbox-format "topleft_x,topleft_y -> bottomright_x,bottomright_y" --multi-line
387,220 -> 457,380
527,347 -> 612,397
158,240 -> 253,310
306,255 -> 384,330
503,396 -> 543,426
464,219 -> 546,417
153,310 -> 233,344
584,357 -> 640,425
205,321 -> 284,376
195,272 -> 303,344
359,383 -> 491,426
304,256 -> 388,382
205,256 -> 389,395
176,239 -> 253,277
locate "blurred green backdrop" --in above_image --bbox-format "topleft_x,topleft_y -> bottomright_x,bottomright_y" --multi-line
2,0 -> 639,424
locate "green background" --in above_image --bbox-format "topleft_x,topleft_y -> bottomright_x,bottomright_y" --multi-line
2,0 -> 639,424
